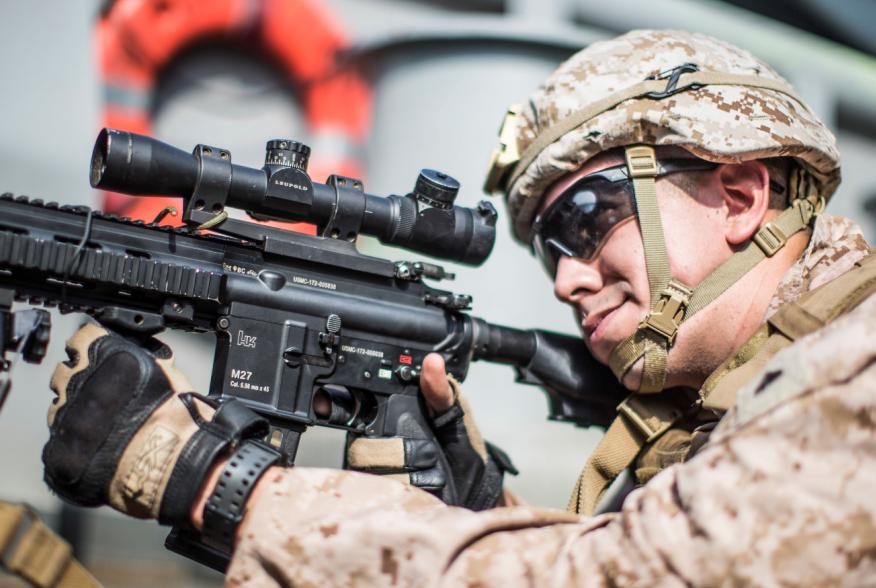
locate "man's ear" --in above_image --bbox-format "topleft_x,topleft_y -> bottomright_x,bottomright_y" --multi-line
715,160 -> 771,246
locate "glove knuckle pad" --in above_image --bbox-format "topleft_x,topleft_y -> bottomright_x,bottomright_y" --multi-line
43,335 -> 176,503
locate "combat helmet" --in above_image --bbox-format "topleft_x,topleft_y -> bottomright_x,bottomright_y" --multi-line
484,29 -> 840,393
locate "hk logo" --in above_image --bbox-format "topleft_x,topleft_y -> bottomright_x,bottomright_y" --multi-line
236,330 -> 257,348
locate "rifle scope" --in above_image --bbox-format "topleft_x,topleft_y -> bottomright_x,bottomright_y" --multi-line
90,128 -> 497,265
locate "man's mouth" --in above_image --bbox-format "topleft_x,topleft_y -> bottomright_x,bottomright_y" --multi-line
582,302 -> 623,345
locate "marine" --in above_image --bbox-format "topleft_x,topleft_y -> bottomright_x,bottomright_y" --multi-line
39,29 -> 876,586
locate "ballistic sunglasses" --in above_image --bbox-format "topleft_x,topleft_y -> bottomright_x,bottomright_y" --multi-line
531,158 -> 723,277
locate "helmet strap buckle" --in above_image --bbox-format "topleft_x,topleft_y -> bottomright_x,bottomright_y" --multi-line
753,221 -> 788,257
639,279 -> 692,346
625,146 -> 659,178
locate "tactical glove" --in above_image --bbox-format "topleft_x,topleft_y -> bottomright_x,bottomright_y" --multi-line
43,322 -> 269,525
345,377 -> 516,510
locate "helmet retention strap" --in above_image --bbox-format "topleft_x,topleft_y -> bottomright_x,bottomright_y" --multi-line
608,147 -> 822,393
607,147 -> 689,393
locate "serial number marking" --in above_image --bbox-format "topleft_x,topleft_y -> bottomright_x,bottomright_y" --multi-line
340,344 -> 384,359
292,275 -> 337,290
223,263 -> 258,277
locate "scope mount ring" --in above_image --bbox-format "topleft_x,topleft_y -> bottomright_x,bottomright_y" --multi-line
184,144 -> 233,223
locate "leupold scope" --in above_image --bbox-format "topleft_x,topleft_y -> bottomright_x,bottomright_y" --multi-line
90,128 -> 497,265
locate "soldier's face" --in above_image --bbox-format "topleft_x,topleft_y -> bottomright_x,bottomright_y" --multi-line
541,151 -> 733,389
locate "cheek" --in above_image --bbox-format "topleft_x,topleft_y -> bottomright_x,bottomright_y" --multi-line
660,198 -> 729,286
597,221 -> 650,307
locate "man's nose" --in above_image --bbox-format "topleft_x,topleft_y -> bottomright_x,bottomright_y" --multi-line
553,256 -> 602,303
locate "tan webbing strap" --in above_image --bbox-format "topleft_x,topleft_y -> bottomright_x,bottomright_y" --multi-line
568,392 -> 691,515
609,330 -> 650,384
640,338 -> 668,393
626,147 -> 670,298
609,279 -> 692,391
506,71 -> 807,190
0,502 -> 101,588
608,147 -> 690,394
769,252 -> 876,341
703,251 -> 876,411
686,198 -> 819,317
700,323 -> 770,407
702,330 -> 793,412
610,194 -> 818,389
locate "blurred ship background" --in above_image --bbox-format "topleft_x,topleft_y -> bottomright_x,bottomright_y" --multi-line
2,0 -> 876,585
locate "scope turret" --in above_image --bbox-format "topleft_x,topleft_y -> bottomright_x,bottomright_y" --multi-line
414,169 -> 459,209
265,140 -> 310,171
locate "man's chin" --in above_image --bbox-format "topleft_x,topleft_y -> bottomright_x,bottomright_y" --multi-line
587,338 -> 618,367
585,336 -> 641,390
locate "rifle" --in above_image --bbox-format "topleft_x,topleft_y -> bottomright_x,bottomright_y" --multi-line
0,129 -> 625,568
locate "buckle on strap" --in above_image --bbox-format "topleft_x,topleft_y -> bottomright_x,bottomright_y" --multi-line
0,502 -> 72,587
753,221 -> 788,257
625,146 -> 659,178
617,394 -> 688,443
640,280 -> 692,345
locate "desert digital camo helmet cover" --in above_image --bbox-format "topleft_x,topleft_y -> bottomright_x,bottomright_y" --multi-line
485,29 -> 841,243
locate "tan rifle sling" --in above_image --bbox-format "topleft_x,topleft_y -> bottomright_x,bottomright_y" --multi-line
569,251 -> 876,515
0,501 -> 102,587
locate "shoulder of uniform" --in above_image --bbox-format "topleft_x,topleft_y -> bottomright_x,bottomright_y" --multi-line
730,292 -> 876,429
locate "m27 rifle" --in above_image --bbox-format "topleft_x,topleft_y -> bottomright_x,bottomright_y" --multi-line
0,129 -> 624,565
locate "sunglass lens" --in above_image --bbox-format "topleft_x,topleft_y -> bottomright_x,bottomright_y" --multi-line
533,177 -> 636,274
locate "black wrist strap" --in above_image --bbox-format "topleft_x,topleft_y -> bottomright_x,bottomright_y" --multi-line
201,441 -> 281,554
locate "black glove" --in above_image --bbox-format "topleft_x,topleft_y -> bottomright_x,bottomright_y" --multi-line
43,322 -> 269,525
429,390 -> 518,510
345,379 -> 516,510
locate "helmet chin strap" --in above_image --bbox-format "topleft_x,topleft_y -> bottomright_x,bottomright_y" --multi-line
607,146 -> 823,393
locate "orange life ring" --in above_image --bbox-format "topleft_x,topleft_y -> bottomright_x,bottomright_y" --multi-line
97,0 -> 371,228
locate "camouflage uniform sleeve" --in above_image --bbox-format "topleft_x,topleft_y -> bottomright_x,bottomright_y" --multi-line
227,295 -> 876,587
